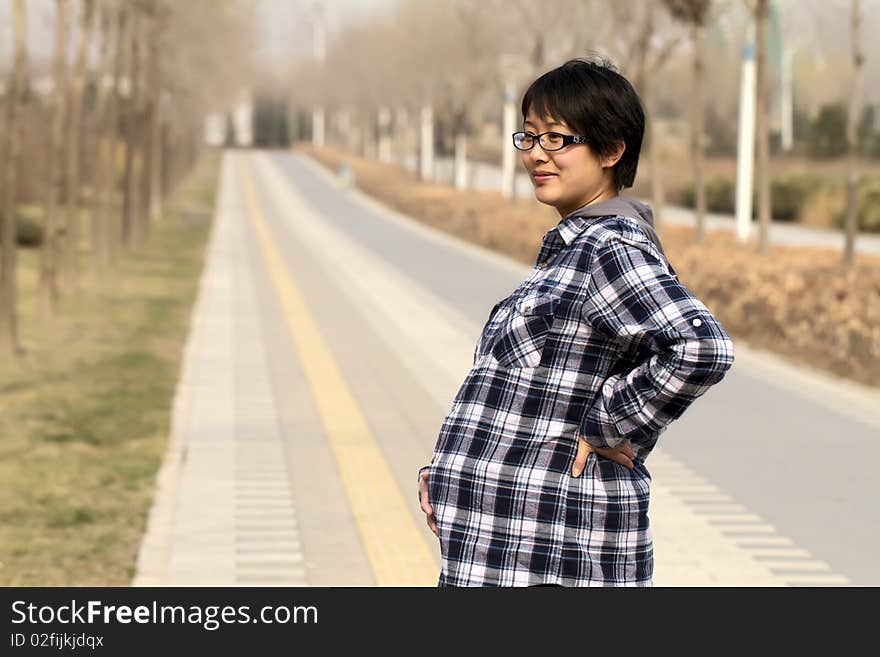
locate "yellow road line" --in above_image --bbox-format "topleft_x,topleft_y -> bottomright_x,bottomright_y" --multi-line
238,156 -> 437,586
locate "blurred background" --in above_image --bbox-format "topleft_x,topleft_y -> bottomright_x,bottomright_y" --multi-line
0,0 -> 878,588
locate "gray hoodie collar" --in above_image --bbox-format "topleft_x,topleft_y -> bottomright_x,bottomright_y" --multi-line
555,195 -> 666,257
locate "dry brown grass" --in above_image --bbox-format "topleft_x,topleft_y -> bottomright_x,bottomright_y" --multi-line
301,144 -> 880,389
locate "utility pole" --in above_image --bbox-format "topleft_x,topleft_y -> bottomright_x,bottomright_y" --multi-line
419,98 -> 434,181
780,45 -> 793,152
735,24 -> 756,244
844,0 -> 863,269
754,0 -> 771,254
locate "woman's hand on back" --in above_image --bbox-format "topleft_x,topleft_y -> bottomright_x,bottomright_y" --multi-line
571,435 -> 634,477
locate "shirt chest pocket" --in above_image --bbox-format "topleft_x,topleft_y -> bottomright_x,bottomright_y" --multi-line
490,292 -> 560,369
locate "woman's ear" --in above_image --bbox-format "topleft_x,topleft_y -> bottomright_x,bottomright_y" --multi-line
601,141 -> 626,169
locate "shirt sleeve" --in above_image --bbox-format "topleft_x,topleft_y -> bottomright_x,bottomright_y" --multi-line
577,235 -> 735,450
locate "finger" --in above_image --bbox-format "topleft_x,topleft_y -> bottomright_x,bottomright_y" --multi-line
609,442 -> 633,462
426,514 -> 438,536
419,477 -> 434,515
420,490 -> 434,516
571,441 -> 589,478
616,454 -> 634,470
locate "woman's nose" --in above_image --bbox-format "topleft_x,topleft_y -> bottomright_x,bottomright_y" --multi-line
527,144 -> 549,163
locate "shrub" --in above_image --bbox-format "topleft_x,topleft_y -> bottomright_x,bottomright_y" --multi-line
864,133 -> 880,159
681,177 -> 736,214
681,174 -> 820,222
0,206 -> 44,247
770,174 -> 819,222
832,177 -> 880,233
807,102 -> 847,158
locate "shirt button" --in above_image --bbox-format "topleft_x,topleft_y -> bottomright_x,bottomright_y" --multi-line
692,318 -> 703,327
524,304 -> 533,312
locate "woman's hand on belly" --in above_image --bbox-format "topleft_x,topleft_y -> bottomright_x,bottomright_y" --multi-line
571,435 -> 635,477
419,469 -> 438,536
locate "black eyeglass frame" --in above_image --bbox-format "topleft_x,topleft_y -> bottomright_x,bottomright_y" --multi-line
511,131 -> 589,152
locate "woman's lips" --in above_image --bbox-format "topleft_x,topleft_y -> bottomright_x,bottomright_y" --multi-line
533,173 -> 556,183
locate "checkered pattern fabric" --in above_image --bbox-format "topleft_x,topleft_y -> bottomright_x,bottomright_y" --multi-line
418,211 -> 735,587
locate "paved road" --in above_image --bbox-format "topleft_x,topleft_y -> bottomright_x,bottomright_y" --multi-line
135,149 -> 880,586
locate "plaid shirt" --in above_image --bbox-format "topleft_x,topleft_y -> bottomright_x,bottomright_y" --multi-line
418,210 -> 735,587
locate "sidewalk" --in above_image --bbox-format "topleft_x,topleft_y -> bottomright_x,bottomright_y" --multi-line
133,153 -> 308,586
659,204 -> 880,256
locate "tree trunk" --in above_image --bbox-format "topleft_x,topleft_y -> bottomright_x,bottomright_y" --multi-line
843,0 -> 863,269
138,6 -> 155,241
148,13 -> 164,225
63,0 -> 95,292
90,1 -> 115,279
121,8 -> 141,250
377,106 -> 392,162
755,0 -> 771,254
693,22 -> 707,244
104,4 -> 128,268
647,81 -> 665,230
161,122 -> 171,203
0,0 -> 28,356
39,0 -> 70,320
632,2 -> 664,228
140,101 -> 155,241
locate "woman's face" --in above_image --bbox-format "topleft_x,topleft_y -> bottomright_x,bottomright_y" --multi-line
520,107 -> 624,219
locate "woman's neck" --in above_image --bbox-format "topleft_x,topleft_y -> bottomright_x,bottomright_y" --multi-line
557,187 -> 619,220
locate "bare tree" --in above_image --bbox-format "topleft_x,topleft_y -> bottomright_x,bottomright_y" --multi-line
5,0 -> 253,337
121,4 -> 142,250
614,1 -> 681,227
147,2 -> 168,224
137,1 -> 156,241
136,0 -> 171,238
39,0 -> 71,319
64,0 -> 96,291
843,0 -> 863,269
0,0 -> 29,356
664,0 -> 712,243
103,2 -> 128,268
89,0 -> 116,278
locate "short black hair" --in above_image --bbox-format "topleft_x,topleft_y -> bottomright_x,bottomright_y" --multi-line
520,56 -> 645,190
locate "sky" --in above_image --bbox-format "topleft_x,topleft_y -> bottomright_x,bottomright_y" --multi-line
1,0 -> 878,106
256,0 -> 398,64
0,0 -> 399,70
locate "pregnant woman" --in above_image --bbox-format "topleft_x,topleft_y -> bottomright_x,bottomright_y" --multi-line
417,56 -> 735,587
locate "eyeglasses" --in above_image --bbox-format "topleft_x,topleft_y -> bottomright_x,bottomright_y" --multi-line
512,131 -> 588,152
